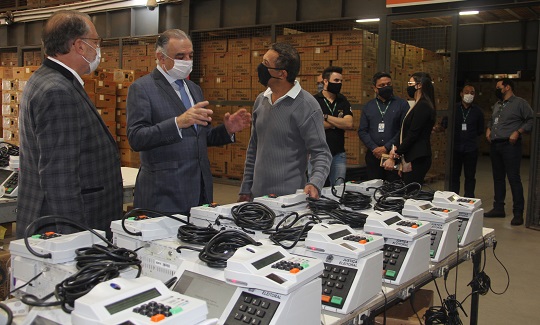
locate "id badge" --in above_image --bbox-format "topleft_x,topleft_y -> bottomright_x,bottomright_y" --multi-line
462,123 -> 467,131
378,123 -> 385,133
494,117 -> 499,125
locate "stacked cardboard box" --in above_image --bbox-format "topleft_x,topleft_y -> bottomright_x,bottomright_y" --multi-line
0,52 -> 17,67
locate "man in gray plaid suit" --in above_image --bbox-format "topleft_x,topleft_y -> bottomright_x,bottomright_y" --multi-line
127,29 -> 251,216
16,10 -> 123,238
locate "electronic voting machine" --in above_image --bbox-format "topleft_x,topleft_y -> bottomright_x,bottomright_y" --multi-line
432,191 -> 483,247
172,244 -> 323,325
402,199 -> 460,262
364,210 -> 431,285
71,276 -> 209,325
296,223 -> 384,314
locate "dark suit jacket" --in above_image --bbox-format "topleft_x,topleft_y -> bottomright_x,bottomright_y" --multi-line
396,98 -> 436,163
16,59 -> 123,238
126,68 -> 232,214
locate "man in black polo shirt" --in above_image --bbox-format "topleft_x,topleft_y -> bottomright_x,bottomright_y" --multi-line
313,66 -> 353,186
358,72 -> 409,181
485,78 -> 533,226
450,84 -> 484,198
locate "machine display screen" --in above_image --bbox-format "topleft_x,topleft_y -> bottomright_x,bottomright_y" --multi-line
384,216 -> 402,226
328,229 -> 352,240
0,169 -> 12,184
448,195 -> 458,202
105,288 -> 161,315
173,270 -> 237,319
419,203 -> 432,210
252,251 -> 285,270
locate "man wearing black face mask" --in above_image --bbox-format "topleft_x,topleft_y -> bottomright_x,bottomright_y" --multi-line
358,72 -> 409,181
238,43 -> 331,202
484,78 -> 533,226
313,66 -> 353,186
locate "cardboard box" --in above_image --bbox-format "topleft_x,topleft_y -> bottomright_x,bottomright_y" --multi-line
232,76 -> 251,89
204,89 -> 228,101
312,46 -> 338,61
201,40 -> 227,53
300,60 -> 329,76
303,32 -> 331,47
95,94 -> 116,108
226,51 -> 251,64
204,64 -> 228,77
276,34 -> 305,47
116,109 -> 127,124
97,107 -> 116,122
374,290 -> 434,325
332,30 -> 365,46
228,38 -> 251,51
251,37 -> 272,50
229,63 -> 252,76
116,82 -> 133,96
116,95 -> 127,109
95,80 -> 117,95
228,89 -> 252,101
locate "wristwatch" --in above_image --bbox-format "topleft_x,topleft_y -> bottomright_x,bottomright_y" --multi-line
324,114 -> 328,121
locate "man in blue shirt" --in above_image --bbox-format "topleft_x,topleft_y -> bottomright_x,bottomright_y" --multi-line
358,72 -> 409,181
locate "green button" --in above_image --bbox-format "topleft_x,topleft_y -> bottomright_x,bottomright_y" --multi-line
385,270 -> 396,278
368,236 -> 373,242
170,307 -> 183,314
203,204 -> 210,207
331,296 -> 343,305
418,222 -> 422,226
458,234 -> 462,242
31,234 -> 41,239
127,217 -> 135,220
430,250 -> 435,257
301,263 -> 309,269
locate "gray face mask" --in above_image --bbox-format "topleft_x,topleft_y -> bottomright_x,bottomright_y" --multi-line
317,82 -> 324,92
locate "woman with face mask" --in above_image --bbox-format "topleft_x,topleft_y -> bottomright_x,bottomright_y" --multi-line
383,72 -> 436,186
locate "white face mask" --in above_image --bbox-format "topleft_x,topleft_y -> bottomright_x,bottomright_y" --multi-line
463,93 -> 474,104
81,40 -> 101,73
162,52 -> 193,80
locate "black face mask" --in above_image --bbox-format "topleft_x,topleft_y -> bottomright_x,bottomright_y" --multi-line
257,63 -> 281,86
326,82 -> 342,94
406,85 -> 417,99
377,85 -> 393,101
495,88 -> 504,101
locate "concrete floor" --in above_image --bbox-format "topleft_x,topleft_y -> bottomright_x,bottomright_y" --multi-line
213,155 -> 540,324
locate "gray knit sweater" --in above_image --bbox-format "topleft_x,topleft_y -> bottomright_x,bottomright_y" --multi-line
239,83 -> 332,197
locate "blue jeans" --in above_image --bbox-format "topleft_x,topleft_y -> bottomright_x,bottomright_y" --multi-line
307,152 -> 347,186
328,152 -> 347,186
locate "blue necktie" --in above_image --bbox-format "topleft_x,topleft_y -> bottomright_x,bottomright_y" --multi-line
175,79 -> 196,130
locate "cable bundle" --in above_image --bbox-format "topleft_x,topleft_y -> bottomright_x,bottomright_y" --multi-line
18,216 -> 142,313
307,196 -> 341,213
220,202 -> 276,231
198,230 -> 260,268
121,208 -> 188,236
267,212 -> 321,249
373,181 -> 424,212
177,224 -> 220,245
330,180 -> 372,210
0,142 -> 19,167
324,209 -> 368,228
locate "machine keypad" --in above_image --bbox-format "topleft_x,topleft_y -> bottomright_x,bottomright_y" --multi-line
225,292 -> 279,325
320,263 -> 358,309
382,244 -> 409,280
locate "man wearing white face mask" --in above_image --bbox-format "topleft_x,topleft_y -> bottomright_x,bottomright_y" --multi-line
127,29 -> 251,216
17,10 -> 123,238
448,84 -> 484,197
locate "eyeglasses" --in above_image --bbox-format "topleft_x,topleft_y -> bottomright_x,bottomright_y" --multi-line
81,37 -> 102,47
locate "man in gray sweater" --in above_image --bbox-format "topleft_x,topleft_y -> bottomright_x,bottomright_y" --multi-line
238,43 -> 332,201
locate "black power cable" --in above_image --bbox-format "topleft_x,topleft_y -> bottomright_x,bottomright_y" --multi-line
18,216 -> 142,313
330,178 -> 372,210
177,224 -> 220,245
198,230 -> 261,268
216,202 -> 276,233
0,142 -> 18,168
266,212 -> 321,249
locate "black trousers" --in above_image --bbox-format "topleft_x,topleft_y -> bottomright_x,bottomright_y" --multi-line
490,139 -> 524,214
364,151 -> 401,182
450,150 -> 479,198
402,156 -> 432,186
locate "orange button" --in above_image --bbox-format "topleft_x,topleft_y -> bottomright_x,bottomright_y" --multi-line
322,295 -> 331,302
443,209 -> 449,213
411,224 -> 418,228
290,268 -> 300,274
45,231 -> 55,236
151,314 -> 165,322
359,240 -> 367,244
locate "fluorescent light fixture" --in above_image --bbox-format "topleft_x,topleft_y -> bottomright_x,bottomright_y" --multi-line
459,11 -> 479,16
356,18 -> 380,23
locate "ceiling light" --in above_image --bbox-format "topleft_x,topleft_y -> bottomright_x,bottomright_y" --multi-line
459,11 -> 479,16
356,18 -> 380,23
